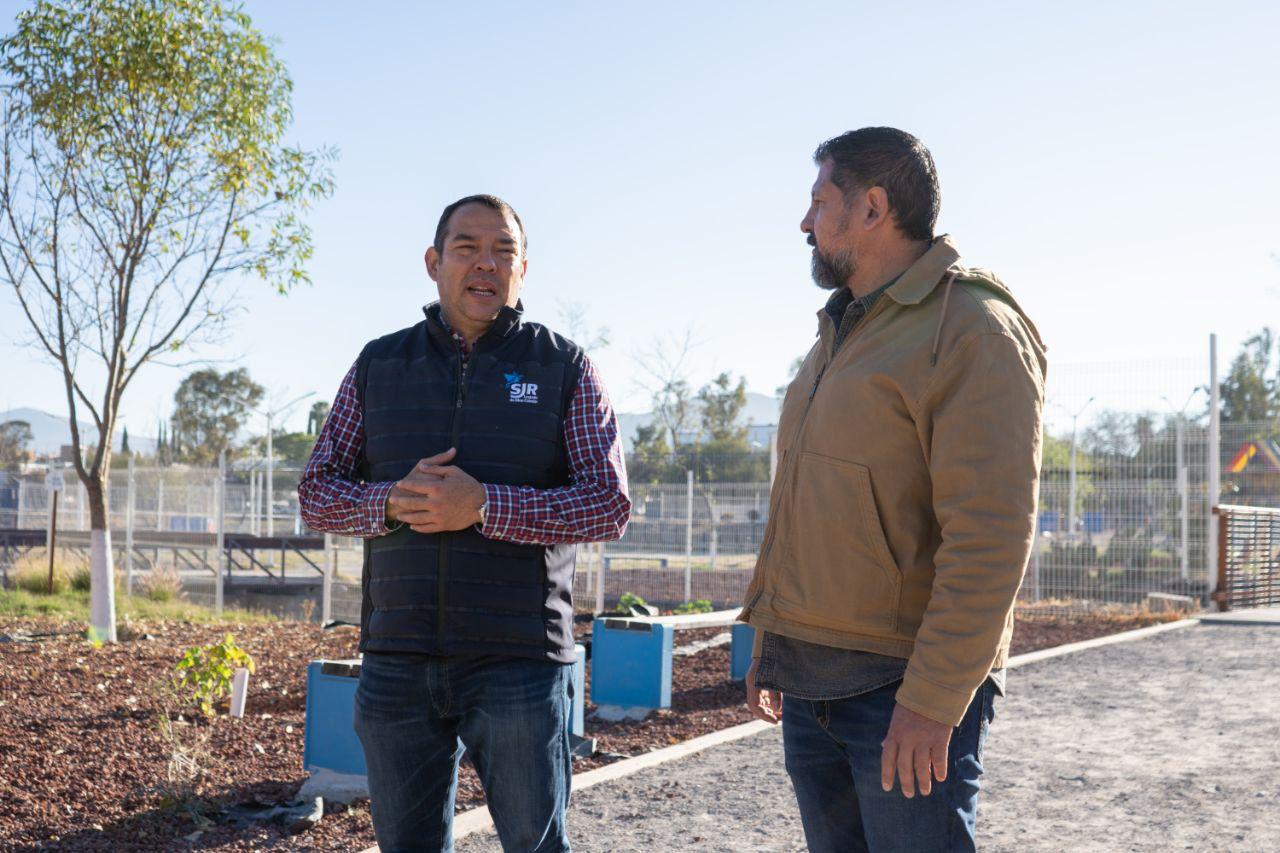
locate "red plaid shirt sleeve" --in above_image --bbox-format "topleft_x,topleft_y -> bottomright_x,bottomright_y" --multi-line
298,355 -> 631,543
297,362 -> 399,537
481,355 -> 631,544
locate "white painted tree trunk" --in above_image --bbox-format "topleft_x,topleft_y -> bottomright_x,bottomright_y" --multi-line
89,529 -> 117,643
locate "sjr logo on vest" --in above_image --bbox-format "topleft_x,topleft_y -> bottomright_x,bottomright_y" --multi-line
504,372 -> 539,404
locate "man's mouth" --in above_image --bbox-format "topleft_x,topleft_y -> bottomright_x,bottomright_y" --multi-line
466,284 -> 497,297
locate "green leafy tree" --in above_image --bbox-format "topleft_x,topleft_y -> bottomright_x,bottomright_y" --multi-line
628,422 -> 679,484
306,400 -> 330,436
0,419 -> 33,471
698,372 -> 748,442
0,0 -> 334,641
1220,328 -> 1278,426
269,430 -> 317,466
170,368 -> 264,464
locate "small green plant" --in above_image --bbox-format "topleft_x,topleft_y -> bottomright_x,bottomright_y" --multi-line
673,599 -> 714,615
617,591 -> 647,613
173,633 -> 256,717
70,565 -> 92,592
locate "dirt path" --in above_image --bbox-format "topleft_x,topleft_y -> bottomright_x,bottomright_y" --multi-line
457,623 -> 1280,852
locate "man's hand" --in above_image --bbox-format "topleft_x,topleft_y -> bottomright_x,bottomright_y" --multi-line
745,658 -> 782,724
880,702 -> 952,798
385,448 -> 487,534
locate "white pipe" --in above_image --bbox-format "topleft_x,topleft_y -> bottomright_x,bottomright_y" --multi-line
216,449 -> 226,615
126,455 -> 135,596
685,470 -> 693,603
1207,333 -> 1221,607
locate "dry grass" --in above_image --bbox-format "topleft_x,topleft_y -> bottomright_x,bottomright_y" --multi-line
136,563 -> 186,603
8,548 -> 91,595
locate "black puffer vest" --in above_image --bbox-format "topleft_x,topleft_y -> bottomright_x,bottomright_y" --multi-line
355,301 -> 584,662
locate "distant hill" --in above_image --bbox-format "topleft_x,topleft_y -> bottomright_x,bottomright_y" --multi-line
617,391 -> 779,450
0,408 -> 156,457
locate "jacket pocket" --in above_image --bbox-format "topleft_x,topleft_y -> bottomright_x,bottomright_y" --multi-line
770,451 -> 901,633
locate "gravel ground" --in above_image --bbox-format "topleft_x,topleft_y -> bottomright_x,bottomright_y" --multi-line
458,623 -> 1280,852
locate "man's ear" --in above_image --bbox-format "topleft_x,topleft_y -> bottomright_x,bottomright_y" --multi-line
863,186 -> 891,231
425,246 -> 440,281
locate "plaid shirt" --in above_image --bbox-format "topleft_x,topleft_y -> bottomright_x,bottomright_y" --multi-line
298,348 -> 630,545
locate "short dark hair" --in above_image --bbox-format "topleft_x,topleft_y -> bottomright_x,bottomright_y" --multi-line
433,194 -> 527,254
813,128 -> 939,242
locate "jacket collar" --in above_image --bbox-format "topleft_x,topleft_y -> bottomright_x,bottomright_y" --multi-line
423,300 -> 525,350
884,235 -> 961,305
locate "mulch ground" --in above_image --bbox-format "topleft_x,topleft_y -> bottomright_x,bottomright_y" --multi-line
0,611 -> 1179,851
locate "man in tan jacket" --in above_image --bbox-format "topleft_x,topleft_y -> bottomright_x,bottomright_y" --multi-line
740,127 -> 1046,853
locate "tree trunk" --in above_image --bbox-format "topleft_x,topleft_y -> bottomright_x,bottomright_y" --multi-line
85,470 -> 117,643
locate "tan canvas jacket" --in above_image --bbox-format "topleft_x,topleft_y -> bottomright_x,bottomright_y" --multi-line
739,235 -> 1047,726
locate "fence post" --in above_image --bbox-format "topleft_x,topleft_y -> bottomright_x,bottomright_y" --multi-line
1176,415 -> 1189,583
1207,333 -> 1221,608
595,542 -> 605,616
156,478 -> 164,531
322,532 -> 334,624
17,479 -> 27,528
685,470 -> 693,603
125,456 -> 135,596
1030,510 -> 1041,602
215,450 -> 225,615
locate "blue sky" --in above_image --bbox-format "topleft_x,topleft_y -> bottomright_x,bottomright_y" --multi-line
1,0 -> 1277,437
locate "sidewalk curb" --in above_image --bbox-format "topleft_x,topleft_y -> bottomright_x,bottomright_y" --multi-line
1006,617 -> 1200,669
362,617 -> 1203,850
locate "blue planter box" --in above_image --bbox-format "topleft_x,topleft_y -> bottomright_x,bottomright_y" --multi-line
730,623 -> 755,681
590,619 -> 673,710
303,646 -> 588,775
303,660 -> 366,776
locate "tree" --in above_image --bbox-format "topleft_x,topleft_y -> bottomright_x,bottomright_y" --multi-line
0,419 -> 33,472
556,300 -> 610,353
306,400 -> 330,436
266,431 -> 316,466
698,372 -> 748,442
120,425 -> 130,456
170,368 -> 264,465
0,0 -> 333,641
1220,329 -> 1278,426
635,329 -> 697,449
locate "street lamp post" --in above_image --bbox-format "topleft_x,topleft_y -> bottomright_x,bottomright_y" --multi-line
239,392 -> 313,539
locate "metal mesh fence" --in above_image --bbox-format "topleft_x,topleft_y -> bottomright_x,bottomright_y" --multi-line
7,352 -> 1280,619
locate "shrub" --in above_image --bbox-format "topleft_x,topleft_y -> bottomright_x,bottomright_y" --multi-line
138,565 -> 185,603
673,599 -> 714,614
617,591 -> 647,613
174,633 -> 256,717
70,565 -> 92,592
12,561 -> 69,594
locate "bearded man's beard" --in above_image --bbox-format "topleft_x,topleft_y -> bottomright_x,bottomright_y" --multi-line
811,244 -> 856,291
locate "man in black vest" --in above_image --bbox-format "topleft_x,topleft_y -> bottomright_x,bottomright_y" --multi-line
299,195 -> 630,852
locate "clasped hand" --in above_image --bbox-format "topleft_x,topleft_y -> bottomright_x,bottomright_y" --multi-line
384,448 -> 486,534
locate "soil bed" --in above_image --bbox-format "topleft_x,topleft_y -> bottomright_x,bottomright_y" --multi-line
0,611 -> 1177,851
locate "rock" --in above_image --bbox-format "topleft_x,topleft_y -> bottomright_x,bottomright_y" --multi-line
223,796 -> 325,833
297,768 -> 369,804
592,704 -> 652,722
1146,592 -> 1197,614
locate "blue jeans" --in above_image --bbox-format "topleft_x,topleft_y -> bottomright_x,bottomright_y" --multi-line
352,653 -> 573,853
782,679 -> 997,853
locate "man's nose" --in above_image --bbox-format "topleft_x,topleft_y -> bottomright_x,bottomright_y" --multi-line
474,250 -> 497,271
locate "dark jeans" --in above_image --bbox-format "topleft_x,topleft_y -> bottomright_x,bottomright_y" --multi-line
782,679 -> 997,853
352,652 -> 573,853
